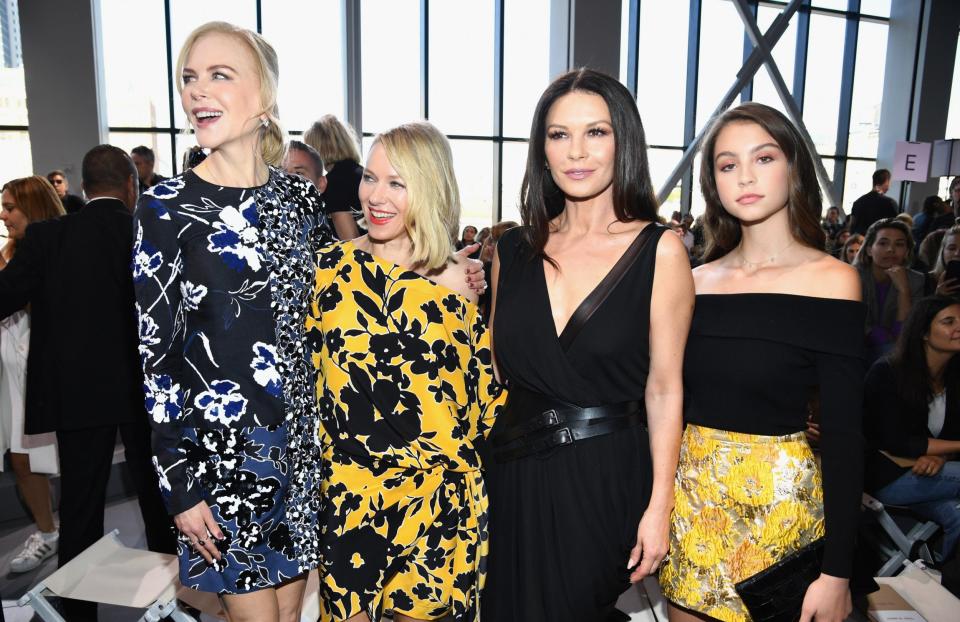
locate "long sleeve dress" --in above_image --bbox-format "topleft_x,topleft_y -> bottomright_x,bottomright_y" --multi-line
307,240 -> 505,622
133,168 -> 333,594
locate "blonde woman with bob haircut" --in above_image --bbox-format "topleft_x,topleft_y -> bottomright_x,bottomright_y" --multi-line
305,114 -> 365,240
133,20 -> 335,622
306,121 -> 505,622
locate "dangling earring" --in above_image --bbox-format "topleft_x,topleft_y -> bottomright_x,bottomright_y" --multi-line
261,118 -> 269,128
544,162 -> 550,170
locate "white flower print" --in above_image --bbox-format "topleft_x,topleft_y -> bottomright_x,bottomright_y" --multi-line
251,342 -> 283,398
195,380 -> 249,425
146,176 -> 186,200
144,373 -> 184,423
133,224 -> 164,282
138,306 -> 160,361
207,197 -> 262,272
180,280 -> 208,312
152,456 -> 171,492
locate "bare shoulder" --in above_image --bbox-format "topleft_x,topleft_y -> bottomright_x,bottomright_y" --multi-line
691,259 -> 726,292
804,253 -> 861,302
435,257 -> 479,305
654,226 -> 688,259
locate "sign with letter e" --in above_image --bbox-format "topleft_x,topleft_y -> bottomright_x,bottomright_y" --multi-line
893,141 -> 932,182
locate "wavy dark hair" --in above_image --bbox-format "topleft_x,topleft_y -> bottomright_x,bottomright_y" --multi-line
890,295 -> 960,416
519,68 -> 659,260
700,103 -> 826,262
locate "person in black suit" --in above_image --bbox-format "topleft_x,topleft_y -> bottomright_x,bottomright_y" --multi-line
0,145 -> 175,621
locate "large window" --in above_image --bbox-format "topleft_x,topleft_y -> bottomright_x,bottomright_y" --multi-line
624,0 -> 890,217
0,0 -> 31,182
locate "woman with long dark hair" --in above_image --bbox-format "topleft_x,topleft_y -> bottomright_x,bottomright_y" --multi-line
483,68 -> 694,621
865,295 -> 960,563
659,103 -> 863,622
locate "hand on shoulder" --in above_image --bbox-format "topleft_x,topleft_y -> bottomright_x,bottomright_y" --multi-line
437,257 -> 480,304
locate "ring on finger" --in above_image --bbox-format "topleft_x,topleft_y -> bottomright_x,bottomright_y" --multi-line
197,539 -> 206,545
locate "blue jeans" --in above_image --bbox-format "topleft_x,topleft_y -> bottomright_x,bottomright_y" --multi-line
874,460 -> 960,561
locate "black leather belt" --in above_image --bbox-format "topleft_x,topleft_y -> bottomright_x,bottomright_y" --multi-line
490,386 -> 646,463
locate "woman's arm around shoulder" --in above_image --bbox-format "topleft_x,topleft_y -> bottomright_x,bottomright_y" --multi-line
440,258 -> 480,305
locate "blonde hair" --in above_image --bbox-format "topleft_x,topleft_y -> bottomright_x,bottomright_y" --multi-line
304,115 -> 362,165
934,225 -> 960,277
175,22 -> 285,166
373,122 -> 460,271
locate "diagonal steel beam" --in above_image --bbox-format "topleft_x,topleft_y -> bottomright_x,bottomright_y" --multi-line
657,0 -> 802,206
732,0 -> 839,209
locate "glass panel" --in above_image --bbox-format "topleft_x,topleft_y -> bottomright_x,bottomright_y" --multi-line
500,141 -> 528,224
946,32 -> 960,140
750,5 -> 798,117
108,132 -> 175,181
802,13 -> 845,156
361,0 -> 421,133
168,0 -> 258,127
261,0 -> 344,131
842,159 -> 878,216
0,131 -> 33,182
0,2 -> 27,126
101,0 -> 170,128
819,156 -> 838,213
429,1 -> 494,136
636,0 -> 688,146
859,0 -> 891,18
811,1 -> 847,11
696,0 -> 745,132
847,21 -> 888,158
502,0 -> 551,139
448,140 -> 494,231
648,148 -> 684,219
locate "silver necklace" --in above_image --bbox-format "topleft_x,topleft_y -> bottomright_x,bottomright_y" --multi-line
738,239 -> 796,269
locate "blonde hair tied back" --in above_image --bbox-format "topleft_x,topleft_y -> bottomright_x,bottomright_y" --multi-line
175,21 -> 285,166
374,122 -> 460,271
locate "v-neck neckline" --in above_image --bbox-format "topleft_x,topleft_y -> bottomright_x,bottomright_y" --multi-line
540,224 -> 652,346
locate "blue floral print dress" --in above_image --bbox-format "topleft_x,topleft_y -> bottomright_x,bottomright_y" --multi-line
133,168 -> 333,594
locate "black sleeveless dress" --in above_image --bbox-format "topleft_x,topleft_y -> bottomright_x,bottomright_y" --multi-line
483,224 -> 667,622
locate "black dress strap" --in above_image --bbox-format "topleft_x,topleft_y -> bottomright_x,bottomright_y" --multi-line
558,223 -> 660,351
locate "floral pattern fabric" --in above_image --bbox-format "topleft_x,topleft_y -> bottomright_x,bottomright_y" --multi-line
659,424 -> 825,622
133,168 -> 332,593
307,241 -> 504,621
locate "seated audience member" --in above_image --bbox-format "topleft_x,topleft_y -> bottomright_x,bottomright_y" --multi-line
0,145 -> 175,620
931,225 -> 960,298
304,114 -> 364,240
181,145 -> 207,171
914,195 -> 945,246
931,178 -> 960,233
896,212 -> 914,229
45,170 -> 85,214
855,218 -> 925,363
283,138 -> 328,193
478,220 -> 518,319
823,205 -> 845,248
920,229 -> 948,282
866,295 -> 960,563
457,225 -> 478,251
0,176 -> 63,574
131,146 -> 166,194
842,233 -> 864,265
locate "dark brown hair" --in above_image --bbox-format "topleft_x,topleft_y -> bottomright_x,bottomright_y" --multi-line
519,68 -> 659,261
890,295 -> 960,416
853,217 -> 915,269
700,103 -> 826,262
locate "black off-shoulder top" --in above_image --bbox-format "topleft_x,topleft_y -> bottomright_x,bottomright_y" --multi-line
684,293 -> 866,579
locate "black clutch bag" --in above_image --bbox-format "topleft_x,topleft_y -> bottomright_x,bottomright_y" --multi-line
734,538 -> 825,622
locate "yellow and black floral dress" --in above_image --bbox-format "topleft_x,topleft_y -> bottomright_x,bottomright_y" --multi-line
307,240 -> 504,622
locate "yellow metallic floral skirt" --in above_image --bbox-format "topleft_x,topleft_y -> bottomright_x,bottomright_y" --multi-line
659,424 -> 824,622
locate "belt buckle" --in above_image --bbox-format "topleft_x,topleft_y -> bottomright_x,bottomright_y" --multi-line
542,409 -> 559,427
552,427 -> 573,447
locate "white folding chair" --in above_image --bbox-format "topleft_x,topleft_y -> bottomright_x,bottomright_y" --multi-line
16,529 -> 221,621
862,493 -> 940,577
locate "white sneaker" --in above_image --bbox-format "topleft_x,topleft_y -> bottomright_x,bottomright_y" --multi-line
9,531 -> 58,573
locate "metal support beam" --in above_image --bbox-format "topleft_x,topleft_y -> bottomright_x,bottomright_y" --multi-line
679,0 -> 702,215
343,0 -> 362,134
657,0 -> 801,206
732,0 -> 839,209
831,0 -> 861,210
792,0 -> 810,113
493,0 -> 505,221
